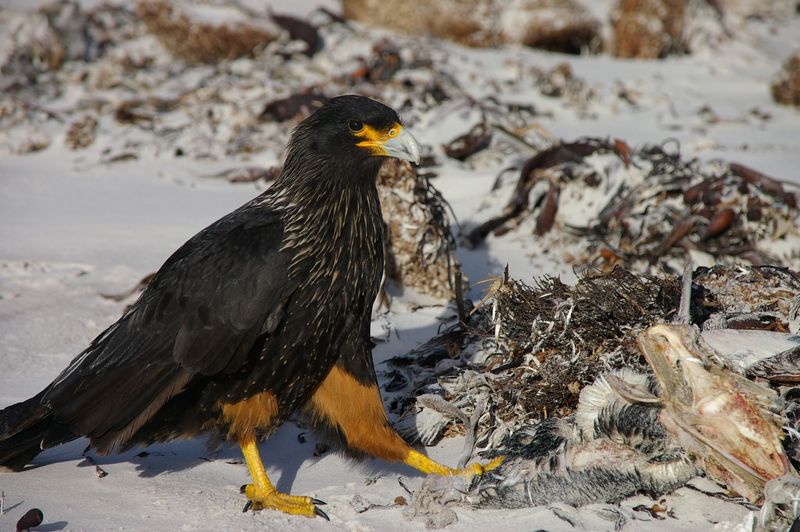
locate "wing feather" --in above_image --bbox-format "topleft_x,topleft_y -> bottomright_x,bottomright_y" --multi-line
42,204 -> 297,447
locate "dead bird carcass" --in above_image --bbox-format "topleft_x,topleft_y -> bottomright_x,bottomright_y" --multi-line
389,266 -> 800,528
464,323 -> 800,528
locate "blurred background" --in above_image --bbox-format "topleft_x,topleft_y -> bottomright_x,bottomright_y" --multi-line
2,0 -> 798,280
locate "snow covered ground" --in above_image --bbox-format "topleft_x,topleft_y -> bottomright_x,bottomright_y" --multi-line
1,0 -> 799,530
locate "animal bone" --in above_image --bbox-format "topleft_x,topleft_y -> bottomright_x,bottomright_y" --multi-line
634,324 -> 794,503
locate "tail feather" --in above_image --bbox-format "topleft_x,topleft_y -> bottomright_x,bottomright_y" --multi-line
0,390 -> 76,471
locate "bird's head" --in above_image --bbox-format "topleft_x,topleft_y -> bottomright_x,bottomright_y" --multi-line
287,95 -> 420,171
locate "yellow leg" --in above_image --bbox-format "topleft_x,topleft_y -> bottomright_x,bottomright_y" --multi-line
306,365 -> 502,482
404,449 -> 505,477
240,439 -> 328,520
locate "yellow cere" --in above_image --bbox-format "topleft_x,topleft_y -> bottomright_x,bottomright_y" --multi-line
354,122 -> 402,156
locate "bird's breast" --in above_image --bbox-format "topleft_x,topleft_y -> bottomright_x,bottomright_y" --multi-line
272,180 -> 385,334
295,233 -> 382,307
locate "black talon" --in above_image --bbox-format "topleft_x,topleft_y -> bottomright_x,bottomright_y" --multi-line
311,497 -> 327,506
314,507 -> 330,521
240,484 -> 248,494
242,500 -> 253,513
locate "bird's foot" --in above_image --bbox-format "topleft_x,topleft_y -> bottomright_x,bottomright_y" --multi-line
405,450 -> 505,477
240,484 -> 329,520
454,456 -> 505,477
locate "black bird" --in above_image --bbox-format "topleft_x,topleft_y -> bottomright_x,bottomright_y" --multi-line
0,95 -> 499,519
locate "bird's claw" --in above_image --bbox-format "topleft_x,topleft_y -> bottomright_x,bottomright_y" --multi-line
444,455 -> 506,478
459,455 -> 505,477
315,506 -> 330,520
240,483 -> 326,519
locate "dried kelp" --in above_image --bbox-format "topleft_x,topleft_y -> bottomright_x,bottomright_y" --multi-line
385,267 -> 682,449
397,266 -> 800,529
387,265 -> 799,459
468,139 -> 800,274
260,92 -> 328,122
442,122 -> 492,161
694,265 -> 800,328
377,159 -> 462,300
269,11 -> 321,57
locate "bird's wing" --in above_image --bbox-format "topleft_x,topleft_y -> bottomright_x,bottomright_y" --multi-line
42,206 -> 296,444
137,209 -> 293,376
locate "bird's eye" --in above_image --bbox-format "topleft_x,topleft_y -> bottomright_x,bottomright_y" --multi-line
349,120 -> 364,133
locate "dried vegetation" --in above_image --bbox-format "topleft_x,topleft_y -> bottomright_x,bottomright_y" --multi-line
377,160 -> 461,300
135,0 -> 277,64
611,0 -> 688,58
772,50 -> 800,107
342,0 -> 601,54
385,267 -> 682,447
467,138 -> 800,275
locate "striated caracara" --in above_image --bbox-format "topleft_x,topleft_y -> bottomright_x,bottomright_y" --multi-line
0,95 -> 500,519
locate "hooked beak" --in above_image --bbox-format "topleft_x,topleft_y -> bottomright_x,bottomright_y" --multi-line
380,127 -> 420,165
356,124 -> 420,165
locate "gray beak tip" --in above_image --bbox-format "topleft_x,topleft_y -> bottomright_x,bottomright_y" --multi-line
383,128 -> 421,165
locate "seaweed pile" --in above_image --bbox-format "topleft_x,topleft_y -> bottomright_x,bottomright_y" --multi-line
389,266 -> 800,528
467,140 -> 800,275
384,265 -> 800,462
377,159 -> 461,300
0,1 -> 596,159
385,266 -> 682,450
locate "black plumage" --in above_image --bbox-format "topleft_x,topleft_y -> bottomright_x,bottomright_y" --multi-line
0,95 -> 419,472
